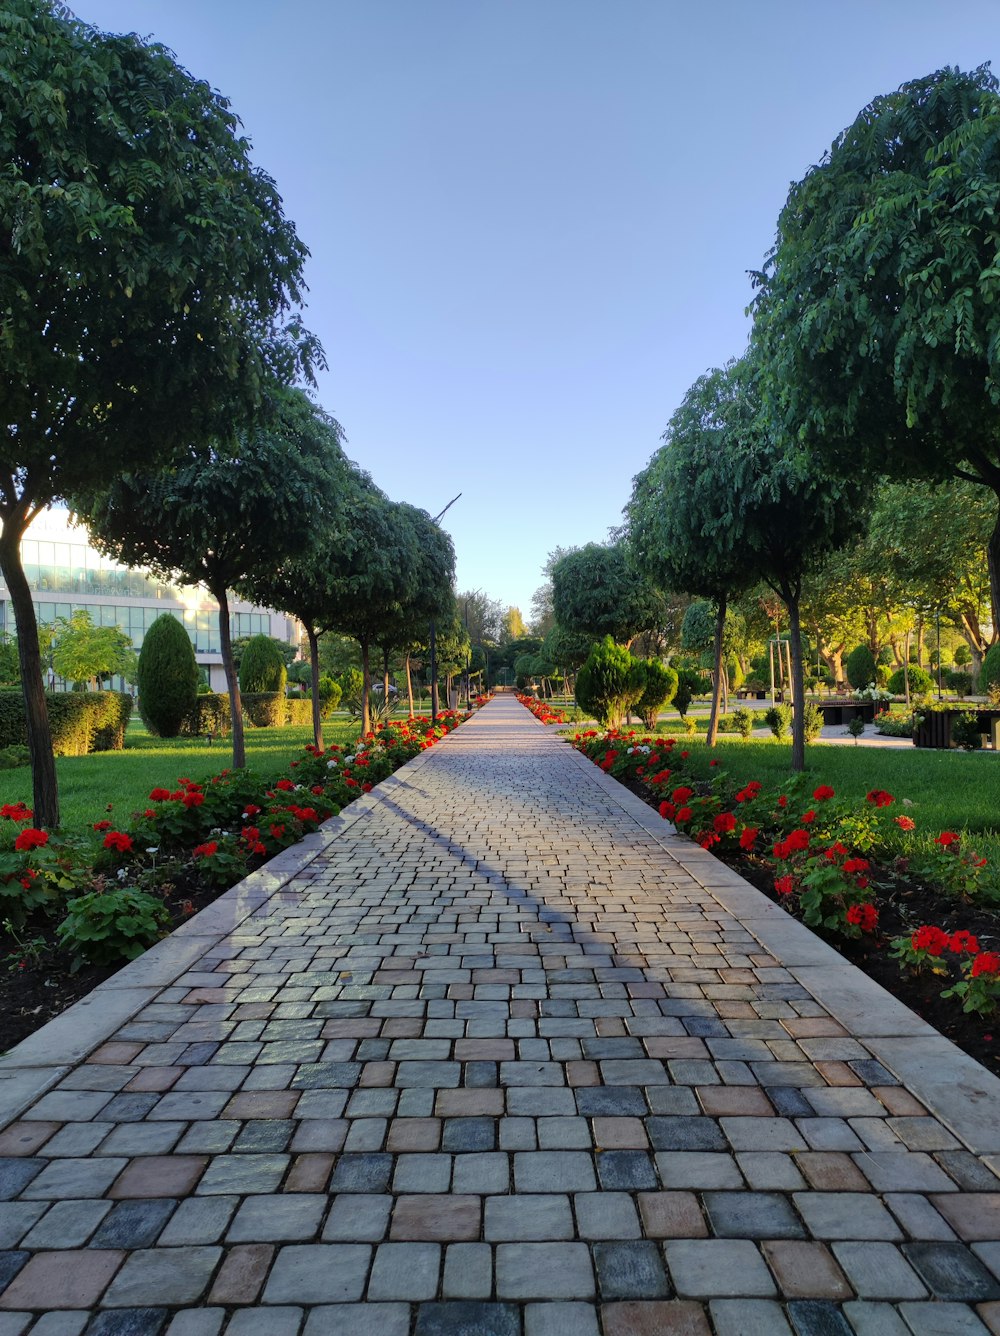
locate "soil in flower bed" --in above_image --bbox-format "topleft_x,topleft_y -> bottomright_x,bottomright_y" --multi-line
617,776 -> 1000,1079
0,878 -> 224,1054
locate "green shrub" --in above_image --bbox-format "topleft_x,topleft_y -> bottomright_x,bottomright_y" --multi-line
887,664 -> 935,697
0,744 -> 29,769
238,635 -> 287,695
57,886 -> 169,966
732,707 -> 755,739
945,668 -> 973,697
875,709 -> 917,737
726,656 -> 745,692
0,690 -> 132,755
338,669 -> 364,717
764,703 -> 793,738
954,644 -> 973,667
284,697 -> 313,726
632,659 -> 678,728
137,614 -> 199,737
315,676 -> 342,718
982,643 -> 1000,695
952,710 -> 984,751
846,644 -> 877,690
673,668 -> 707,718
180,693 -> 231,737
803,701 -> 824,741
574,637 -> 644,728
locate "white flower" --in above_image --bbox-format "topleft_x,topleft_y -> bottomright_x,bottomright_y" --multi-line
145,847 -> 159,856
327,759 -> 339,768
116,867 -> 128,882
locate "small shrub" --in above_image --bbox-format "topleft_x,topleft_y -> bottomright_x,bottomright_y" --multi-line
57,886 -> 169,967
875,709 -> 916,737
284,697 -> 314,727
945,669 -> 972,697
953,644 -> 972,667
241,692 -> 285,728
846,644 -> 877,690
0,744 -> 28,770
574,637 -> 644,728
0,690 -> 132,755
181,693 -> 231,737
137,614 -> 199,737
732,707 -> 755,739
847,716 -> 866,742
764,703 -> 793,738
887,664 -> 935,697
952,710 -> 984,751
633,659 -> 678,729
673,668 -> 706,718
238,635 -> 288,695
803,701 -> 824,741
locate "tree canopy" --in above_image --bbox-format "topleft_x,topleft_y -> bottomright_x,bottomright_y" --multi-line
552,543 -> 662,645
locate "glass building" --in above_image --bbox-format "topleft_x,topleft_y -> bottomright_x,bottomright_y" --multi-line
0,509 -> 297,691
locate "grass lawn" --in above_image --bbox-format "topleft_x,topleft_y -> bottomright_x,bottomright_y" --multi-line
0,718 -> 366,832
629,731 -> 1000,866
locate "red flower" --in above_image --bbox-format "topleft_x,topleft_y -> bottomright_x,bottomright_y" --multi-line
800,809 -> 816,824
658,801 -> 675,820
672,786 -> 694,804
193,842 -> 218,858
149,788 -> 171,802
697,832 -> 719,848
713,812 -> 737,835
777,795 -> 788,808
14,828 -> 49,851
824,841 -> 848,862
270,824 -> 286,839
895,815 -> 916,831
311,786 -> 324,796
244,804 -> 261,818
935,831 -> 959,847
182,791 -> 204,808
275,779 -> 295,792
843,857 -> 870,876
739,827 -> 758,851
949,930 -> 979,955
972,952 -> 1000,978
1,802 -> 32,822
709,759 -> 719,767
774,874 -> 795,895
93,819 -> 112,831
846,903 -> 878,932
675,806 -> 693,823
680,750 -> 689,759
912,925 -> 950,956
813,785 -> 835,801
866,789 -> 893,808
361,782 -> 373,793
103,831 -> 133,853
144,809 -> 155,819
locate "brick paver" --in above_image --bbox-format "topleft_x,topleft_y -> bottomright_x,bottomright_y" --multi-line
0,694 -> 999,1332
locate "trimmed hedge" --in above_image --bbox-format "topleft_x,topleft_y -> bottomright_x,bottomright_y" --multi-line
0,690 -> 133,756
180,692 -> 312,735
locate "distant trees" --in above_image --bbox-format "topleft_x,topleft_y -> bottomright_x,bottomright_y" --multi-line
1,0 -> 315,823
51,612 -> 135,690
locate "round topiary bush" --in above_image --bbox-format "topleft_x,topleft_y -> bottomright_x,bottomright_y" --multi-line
238,635 -> 287,695
633,659 -> 678,729
954,644 -> 972,667
887,664 -> 935,697
137,614 -> 199,737
845,644 -> 877,690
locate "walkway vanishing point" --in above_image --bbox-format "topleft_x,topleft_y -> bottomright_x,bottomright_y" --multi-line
1,695 -> 999,1336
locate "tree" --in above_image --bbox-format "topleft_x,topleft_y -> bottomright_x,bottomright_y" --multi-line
503,607 -> 527,641
137,614 -> 199,737
751,66 -> 1000,625
575,637 -> 645,728
238,635 -> 287,695
530,546 -> 575,636
552,543 -> 663,646
633,659 -> 678,729
78,388 -> 337,768
626,364 -> 760,746
51,611 -> 135,689
0,1 -> 315,823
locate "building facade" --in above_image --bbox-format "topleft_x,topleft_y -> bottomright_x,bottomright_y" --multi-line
0,510 -> 297,692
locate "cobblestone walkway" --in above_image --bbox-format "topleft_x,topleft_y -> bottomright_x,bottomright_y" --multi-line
1,695 -> 1000,1336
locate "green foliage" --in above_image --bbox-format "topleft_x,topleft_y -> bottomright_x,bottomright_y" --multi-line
954,644 -> 973,667
952,711 -> 984,751
732,707 -> 756,739
680,602 -> 715,652
238,635 -> 288,695
574,637 -> 645,728
983,644 -> 1000,694
51,611 -> 135,687
946,669 -> 973,697
181,694 -> 232,738
846,645 -> 877,691
633,660 -> 678,729
0,746 -> 29,770
283,698 -> 314,727
847,716 -> 866,740
673,668 -> 706,718
56,887 -> 169,967
0,690 -> 131,756
0,637 -> 19,688
803,701 -> 824,742
552,544 -> 663,644
764,703 -> 793,739
241,693 -> 286,729
137,615 -> 200,739
875,710 -> 918,738
888,665 -> 935,697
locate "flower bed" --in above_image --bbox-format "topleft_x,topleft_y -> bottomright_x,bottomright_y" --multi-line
517,694 -> 567,724
570,728 -> 1000,1074
0,711 -> 468,1051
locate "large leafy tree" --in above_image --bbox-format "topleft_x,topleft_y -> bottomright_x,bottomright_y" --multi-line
0,1 -> 314,822
77,389 -> 339,768
552,543 -> 663,647
752,66 -> 1000,618
627,364 -> 760,744
51,612 -> 135,689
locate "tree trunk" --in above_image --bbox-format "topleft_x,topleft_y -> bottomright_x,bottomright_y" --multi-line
382,647 -> 391,708
405,654 -> 414,718
0,512 -> 59,826
988,504 -> 1000,648
307,624 -> 323,751
780,581 -> 807,772
214,585 -> 245,769
706,595 -> 727,747
360,638 -> 371,735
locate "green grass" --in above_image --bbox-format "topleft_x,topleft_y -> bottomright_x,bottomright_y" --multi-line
0,718 -> 365,832
610,730 -> 1000,866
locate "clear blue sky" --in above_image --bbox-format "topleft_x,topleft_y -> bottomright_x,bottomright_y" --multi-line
72,0 -> 998,620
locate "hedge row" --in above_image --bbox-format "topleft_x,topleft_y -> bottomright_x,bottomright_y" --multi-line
180,693 -> 314,736
0,690 -> 133,755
